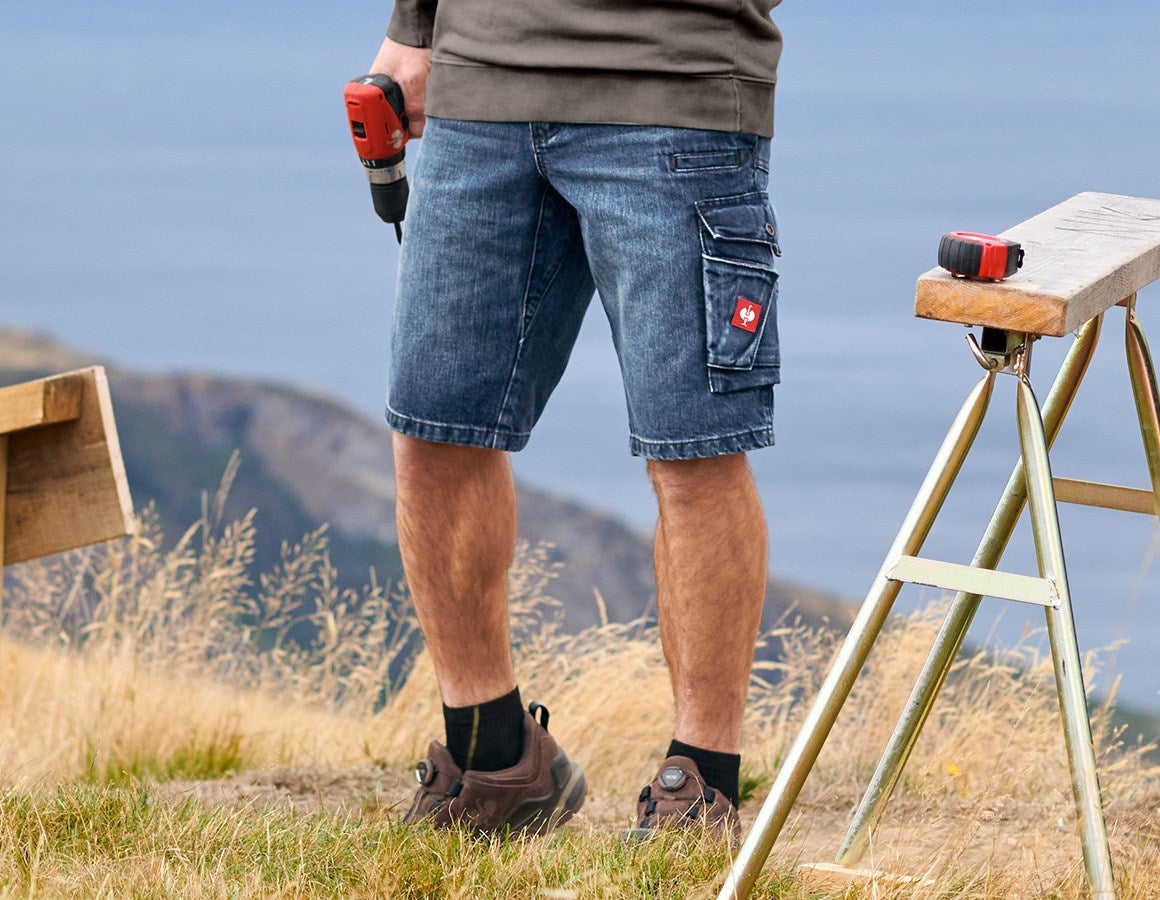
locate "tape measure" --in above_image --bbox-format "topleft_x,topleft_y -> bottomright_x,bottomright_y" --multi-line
938,232 -> 1025,280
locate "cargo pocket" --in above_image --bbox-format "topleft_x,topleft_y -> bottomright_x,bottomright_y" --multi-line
696,192 -> 781,393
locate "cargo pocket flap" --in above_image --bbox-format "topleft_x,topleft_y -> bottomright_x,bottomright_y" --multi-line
696,192 -> 779,254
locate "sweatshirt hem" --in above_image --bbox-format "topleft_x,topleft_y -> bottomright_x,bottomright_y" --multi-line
426,64 -> 776,138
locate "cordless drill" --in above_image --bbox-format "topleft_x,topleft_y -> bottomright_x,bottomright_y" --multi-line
344,74 -> 410,241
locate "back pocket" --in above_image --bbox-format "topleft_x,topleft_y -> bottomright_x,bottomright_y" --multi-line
696,192 -> 781,393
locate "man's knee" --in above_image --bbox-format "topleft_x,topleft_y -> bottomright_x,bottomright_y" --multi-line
393,432 -> 506,480
646,452 -> 753,504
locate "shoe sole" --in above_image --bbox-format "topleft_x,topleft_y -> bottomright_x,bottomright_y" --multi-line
504,750 -> 587,835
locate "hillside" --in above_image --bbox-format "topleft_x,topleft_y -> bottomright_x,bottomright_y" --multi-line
0,327 -> 851,632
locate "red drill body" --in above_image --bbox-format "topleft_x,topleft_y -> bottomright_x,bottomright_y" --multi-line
344,74 -> 410,240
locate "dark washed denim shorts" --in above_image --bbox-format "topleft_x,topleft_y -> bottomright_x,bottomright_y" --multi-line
387,117 -> 781,460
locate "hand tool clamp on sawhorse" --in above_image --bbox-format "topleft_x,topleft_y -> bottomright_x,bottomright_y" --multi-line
720,192 -> 1160,899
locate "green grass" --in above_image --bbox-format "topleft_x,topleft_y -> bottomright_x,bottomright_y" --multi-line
0,782 -> 802,899
83,725 -> 247,786
738,766 -> 772,806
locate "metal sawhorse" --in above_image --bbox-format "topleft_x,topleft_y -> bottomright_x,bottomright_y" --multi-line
720,192 -> 1160,899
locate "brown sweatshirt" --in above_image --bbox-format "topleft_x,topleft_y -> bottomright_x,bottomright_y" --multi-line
387,0 -> 783,137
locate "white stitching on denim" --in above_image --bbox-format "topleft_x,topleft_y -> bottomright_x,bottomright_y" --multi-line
386,404 -> 532,440
671,150 -> 742,173
628,432 -> 775,460
492,187 -> 582,442
528,122 -> 549,179
701,252 -> 776,273
493,187 -> 548,437
630,424 -> 773,447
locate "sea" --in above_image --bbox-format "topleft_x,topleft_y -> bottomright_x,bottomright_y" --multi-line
2,1 -> 1158,712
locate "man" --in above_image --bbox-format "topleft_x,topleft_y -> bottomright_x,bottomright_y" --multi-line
371,0 -> 784,839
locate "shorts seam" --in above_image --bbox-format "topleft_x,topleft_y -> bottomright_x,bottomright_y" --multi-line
702,252 -> 776,272
493,188 -> 574,437
630,424 -> 768,448
628,423 -> 775,460
493,189 -> 548,435
710,362 -> 781,373
675,164 -> 743,174
386,405 -> 533,449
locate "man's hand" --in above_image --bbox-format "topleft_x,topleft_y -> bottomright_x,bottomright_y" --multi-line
370,37 -> 433,138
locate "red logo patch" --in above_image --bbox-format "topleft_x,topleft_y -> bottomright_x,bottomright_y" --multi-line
731,297 -> 762,333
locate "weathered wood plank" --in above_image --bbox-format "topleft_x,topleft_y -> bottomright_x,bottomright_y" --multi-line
0,436 -> 8,610
0,436 -> 7,570
797,862 -> 934,891
3,367 -> 134,565
0,374 -> 84,435
915,192 -> 1160,335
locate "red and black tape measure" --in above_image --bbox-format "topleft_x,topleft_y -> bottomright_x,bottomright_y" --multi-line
938,232 -> 1025,280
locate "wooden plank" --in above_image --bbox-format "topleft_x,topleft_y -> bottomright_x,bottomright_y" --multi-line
0,373 -> 83,435
3,367 -> 134,565
0,436 -> 7,612
797,861 -> 935,891
915,192 -> 1160,335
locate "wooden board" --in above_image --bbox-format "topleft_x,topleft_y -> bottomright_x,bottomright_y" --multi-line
797,861 -> 935,891
3,367 -> 134,565
915,192 -> 1160,335
0,373 -> 83,435
0,436 -> 7,579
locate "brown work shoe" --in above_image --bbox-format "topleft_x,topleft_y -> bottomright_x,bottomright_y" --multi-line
628,755 -> 740,843
403,702 -> 586,835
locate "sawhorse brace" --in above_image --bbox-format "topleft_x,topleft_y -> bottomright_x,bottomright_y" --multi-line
720,192 -> 1160,899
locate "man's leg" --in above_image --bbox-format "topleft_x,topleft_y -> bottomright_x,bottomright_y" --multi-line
385,119 -> 592,831
649,452 -> 767,756
393,433 -> 588,831
534,123 -> 777,837
393,433 -> 517,708
626,452 -> 766,839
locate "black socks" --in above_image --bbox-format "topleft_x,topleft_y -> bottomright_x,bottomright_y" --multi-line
442,689 -> 741,804
443,687 -> 525,772
667,738 -> 741,809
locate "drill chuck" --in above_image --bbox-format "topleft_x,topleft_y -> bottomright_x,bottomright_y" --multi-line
363,159 -> 408,226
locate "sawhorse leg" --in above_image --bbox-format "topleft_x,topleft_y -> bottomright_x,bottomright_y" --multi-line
1020,369 -> 1115,896
1126,296 -> 1160,512
717,371 -> 997,899
837,314 -> 1102,865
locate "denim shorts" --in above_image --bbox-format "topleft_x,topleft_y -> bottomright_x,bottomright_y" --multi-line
387,117 -> 781,460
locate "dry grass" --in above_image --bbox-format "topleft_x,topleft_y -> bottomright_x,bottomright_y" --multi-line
1,475 -> 1158,897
